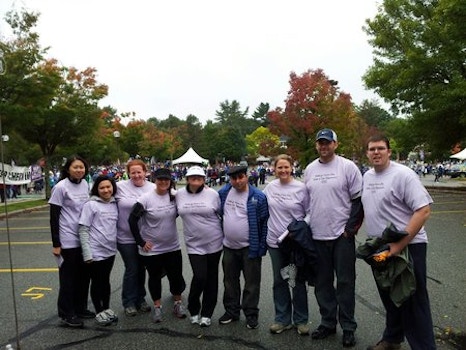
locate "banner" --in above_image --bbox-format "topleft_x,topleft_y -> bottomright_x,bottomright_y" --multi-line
0,163 -> 32,185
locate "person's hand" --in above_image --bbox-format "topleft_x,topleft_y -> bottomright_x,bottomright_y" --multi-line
52,246 -> 61,256
142,241 -> 153,252
85,259 -> 93,264
342,231 -> 354,238
388,241 -> 405,257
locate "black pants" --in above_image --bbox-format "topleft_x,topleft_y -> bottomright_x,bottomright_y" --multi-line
187,251 -> 222,318
57,247 -> 91,319
376,243 -> 436,349
89,256 -> 115,313
222,247 -> 262,318
141,250 -> 186,302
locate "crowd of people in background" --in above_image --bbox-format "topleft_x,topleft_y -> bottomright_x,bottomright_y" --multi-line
44,129 -> 446,349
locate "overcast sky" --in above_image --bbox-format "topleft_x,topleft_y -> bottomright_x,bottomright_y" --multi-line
1,0 -> 384,124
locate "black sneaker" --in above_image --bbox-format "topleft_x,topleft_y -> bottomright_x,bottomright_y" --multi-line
343,330 -> 356,347
218,312 -> 239,325
246,315 -> 259,329
77,310 -> 96,319
61,316 -> 84,328
311,325 -> 337,339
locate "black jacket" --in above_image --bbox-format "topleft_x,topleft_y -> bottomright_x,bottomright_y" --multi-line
278,220 -> 318,285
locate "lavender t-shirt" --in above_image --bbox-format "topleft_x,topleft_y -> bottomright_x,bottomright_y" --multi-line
304,155 -> 362,240
49,178 -> 89,248
79,197 -> 118,260
137,191 -> 180,256
264,179 -> 309,248
362,161 -> 432,244
115,179 -> 156,244
222,189 -> 249,249
176,187 -> 223,254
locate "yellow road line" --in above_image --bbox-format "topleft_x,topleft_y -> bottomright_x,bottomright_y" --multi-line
0,242 -> 51,245
0,268 -> 58,273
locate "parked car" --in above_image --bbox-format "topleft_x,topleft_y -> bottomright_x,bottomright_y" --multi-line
446,164 -> 466,178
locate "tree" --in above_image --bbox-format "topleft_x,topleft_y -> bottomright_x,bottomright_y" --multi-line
356,99 -> 394,129
363,0 -> 466,153
0,10 -> 108,197
245,126 -> 280,159
215,100 -> 250,159
251,102 -> 270,127
268,69 -> 365,164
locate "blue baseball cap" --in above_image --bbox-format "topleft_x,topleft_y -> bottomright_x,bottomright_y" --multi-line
316,128 -> 338,142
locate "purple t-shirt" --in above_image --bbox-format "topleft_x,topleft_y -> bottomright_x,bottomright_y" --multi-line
264,179 -> 309,248
304,155 -> 362,240
48,178 -> 89,248
222,189 -> 249,249
176,187 -> 223,254
136,191 -> 180,255
362,161 -> 432,244
115,179 -> 156,244
79,197 -> 118,261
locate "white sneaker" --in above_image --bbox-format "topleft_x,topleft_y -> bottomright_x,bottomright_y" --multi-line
190,315 -> 200,324
199,317 -> 211,327
173,301 -> 187,318
95,310 -> 113,326
152,306 -> 162,323
103,309 -> 118,322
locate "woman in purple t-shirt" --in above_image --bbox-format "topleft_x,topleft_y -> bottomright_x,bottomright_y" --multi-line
129,168 -> 187,323
49,156 -> 92,328
176,166 -> 223,327
79,175 -> 119,326
115,159 -> 155,316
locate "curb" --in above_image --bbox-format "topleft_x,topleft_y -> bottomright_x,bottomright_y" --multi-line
0,204 -> 49,220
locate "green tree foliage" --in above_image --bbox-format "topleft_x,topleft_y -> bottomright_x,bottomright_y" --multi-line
356,99 -> 394,129
363,0 -> 466,154
0,10 -> 108,198
245,126 -> 280,158
251,102 -> 270,127
214,100 -> 254,160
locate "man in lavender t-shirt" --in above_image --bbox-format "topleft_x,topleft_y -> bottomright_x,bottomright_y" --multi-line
217,165 -> 269,330
304,129 -> 363,348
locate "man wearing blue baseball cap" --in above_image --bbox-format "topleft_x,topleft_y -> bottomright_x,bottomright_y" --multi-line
303,128 -> 363,348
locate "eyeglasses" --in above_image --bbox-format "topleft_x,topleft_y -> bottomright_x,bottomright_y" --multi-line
368,147 -> 388,152
230,173 -> 246,180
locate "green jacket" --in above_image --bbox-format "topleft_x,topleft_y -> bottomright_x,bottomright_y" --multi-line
356,225 -> 416,307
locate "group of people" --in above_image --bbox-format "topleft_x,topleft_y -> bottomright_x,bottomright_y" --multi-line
49,128 -> 436,350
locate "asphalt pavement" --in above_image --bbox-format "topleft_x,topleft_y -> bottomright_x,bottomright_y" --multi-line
0,175 -> 465,350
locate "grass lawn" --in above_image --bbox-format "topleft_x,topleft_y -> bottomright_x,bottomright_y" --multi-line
0,199 -> 48,215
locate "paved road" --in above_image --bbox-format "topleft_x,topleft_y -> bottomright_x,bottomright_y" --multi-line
0,183 -> 465,350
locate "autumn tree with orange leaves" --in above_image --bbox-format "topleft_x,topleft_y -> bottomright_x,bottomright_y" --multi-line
268,69 -> 368,164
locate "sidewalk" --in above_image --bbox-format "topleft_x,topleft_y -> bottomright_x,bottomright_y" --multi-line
420,174 -> 466,191
2,192 -> 46,204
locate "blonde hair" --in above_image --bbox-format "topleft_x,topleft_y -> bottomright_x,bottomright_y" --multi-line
274,154 -> 293,168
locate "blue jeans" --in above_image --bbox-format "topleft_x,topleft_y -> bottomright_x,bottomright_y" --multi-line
268,247 -> 308,325
117,243 -> 147,308
313,234 -> 357,331
377,243 -> 436,350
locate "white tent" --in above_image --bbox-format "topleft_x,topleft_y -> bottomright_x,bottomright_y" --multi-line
256,155 -> 271,162
172,147 -> 209,165
450,149 -> 466,161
